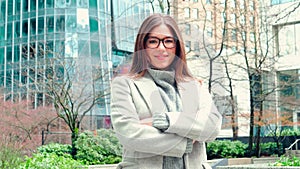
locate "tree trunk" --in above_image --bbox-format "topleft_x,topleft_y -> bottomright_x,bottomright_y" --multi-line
248,79 -> 255,157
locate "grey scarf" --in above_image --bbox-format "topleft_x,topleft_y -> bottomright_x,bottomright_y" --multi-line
148,68 -> 185,169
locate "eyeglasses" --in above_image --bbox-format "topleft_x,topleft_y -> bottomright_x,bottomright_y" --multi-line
145,36 -> 176,49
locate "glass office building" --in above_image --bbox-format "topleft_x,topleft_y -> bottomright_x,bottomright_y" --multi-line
0,0 -> 151,129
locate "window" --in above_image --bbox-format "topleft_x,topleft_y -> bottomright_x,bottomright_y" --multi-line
250,16 -> 254,25
232,46 -> 237,53
77,8 -> 89,32
90,18 -> 98,32
278,69 -> 300,101
192,8 -> 198,19
16,0 -> 21,14
78,0 -> 88,8
240,0 -> 245,9
220,0 -> 226,7
206,11 -> 212,21
221,12 -> 225,23
38,0 -> 44,9
277,24 -> 299,56
22,20 -> 28,36
185,24 -> 191,35
89,0 -> 97,8
242,31 -> 246,41
231,29 -> 237,41
185,41 -> 191,52
271,0 -> 294,5
0,1 -> 5,23
15,21 -> 20,37
38,17 -> 44,34
56,15 -> 65,32
231,14 -> 236,24
30,0 -> 36,11
194,42 -> 200,52
250,32 -> 255,42
66,15 -> 77,32
46,16 -> 54,33
249,1 -> 254,10
23,0 -> 28,12
184,8 -> 190,18
29,18 -> 36,35
230,0 -> 235,8
240,15 -> 245,25
207,27 -> 213,37
46,0 -> 54,8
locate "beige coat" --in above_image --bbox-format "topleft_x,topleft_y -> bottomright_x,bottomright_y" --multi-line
110,73 -> 222,169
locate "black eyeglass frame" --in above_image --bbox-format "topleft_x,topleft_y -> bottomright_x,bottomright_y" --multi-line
145,36 -> 177,49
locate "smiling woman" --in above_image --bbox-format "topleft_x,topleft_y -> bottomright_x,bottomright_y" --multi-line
145,25 -> 177,70
110,13 -> 222,169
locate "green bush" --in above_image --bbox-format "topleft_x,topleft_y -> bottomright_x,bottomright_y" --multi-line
19,153 -> 87,169
207,140 -> 247,159
260,142 -> 282,156
267,128 -> 300,137
281,129 -> 300,136
37,143 -> 72,156
272,156 -> 300,166
0,145 -> 24,169
74,129 -> 122,165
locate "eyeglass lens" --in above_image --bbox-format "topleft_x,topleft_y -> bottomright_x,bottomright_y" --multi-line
146,37 -> 176,49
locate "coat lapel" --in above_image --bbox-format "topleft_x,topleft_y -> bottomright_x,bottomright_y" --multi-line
178,80 -> 199,114
133,73 -> 167,114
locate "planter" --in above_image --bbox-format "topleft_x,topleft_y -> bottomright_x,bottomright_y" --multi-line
217,164 -> 300,169
88,164 -> 118,169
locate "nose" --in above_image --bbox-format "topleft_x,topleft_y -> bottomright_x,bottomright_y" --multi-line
157,41 -> 166,50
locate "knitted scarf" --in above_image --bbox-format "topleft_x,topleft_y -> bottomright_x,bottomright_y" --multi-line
147,68 -> 185,169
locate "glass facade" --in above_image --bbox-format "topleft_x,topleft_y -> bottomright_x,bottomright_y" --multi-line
0,0 -> 151,129
271,0 -> 297,5
277,69 -> 300,129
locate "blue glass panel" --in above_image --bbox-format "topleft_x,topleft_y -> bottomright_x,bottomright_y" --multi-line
30,0 -> 37,11
8,1 -> 13,15
38,0 -> 45,9
78,0 -> 88,8
38,17 -> 44,34
89,0 -> 97,9
14,45 -> 20,62
55,15 -> 65,32
46,0 -> 54,8
30,18 -> 36,35
23,0 -> 29,12
15,21 -> 20,37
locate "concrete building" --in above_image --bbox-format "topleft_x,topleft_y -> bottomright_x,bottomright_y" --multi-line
172,0 -> 261,137
265,0 -> 300,131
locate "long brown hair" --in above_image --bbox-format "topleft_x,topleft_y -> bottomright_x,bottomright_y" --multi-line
129,13 -> 193,81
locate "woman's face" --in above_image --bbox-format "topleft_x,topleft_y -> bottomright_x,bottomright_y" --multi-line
145,24 -> 177,70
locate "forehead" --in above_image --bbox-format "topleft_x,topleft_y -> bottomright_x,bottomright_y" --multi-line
148,24 -> 174,37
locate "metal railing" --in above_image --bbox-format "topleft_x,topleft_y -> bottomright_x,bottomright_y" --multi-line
285,139 -> 300,151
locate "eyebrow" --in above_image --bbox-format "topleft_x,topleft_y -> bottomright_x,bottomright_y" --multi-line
147,36 -> 174,39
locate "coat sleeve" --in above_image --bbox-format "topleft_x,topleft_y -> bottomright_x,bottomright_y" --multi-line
110,76 -> 188,157
165,82 -> 222,142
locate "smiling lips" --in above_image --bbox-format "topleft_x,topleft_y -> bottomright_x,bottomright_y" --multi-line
155,55 -> 169,60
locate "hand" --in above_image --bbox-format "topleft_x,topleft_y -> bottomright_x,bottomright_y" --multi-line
141,121 -> 152,126
152,113 -> 169,131
140,118 -> 152,126
185,138 -> 193,154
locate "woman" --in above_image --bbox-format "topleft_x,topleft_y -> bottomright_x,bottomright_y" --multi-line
110,13 -> 222,169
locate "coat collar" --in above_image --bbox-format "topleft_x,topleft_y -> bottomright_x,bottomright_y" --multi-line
133,72 -> 199,114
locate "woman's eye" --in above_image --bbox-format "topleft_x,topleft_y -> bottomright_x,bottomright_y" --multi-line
165,39 -> 174,43
148,40 -> 158,44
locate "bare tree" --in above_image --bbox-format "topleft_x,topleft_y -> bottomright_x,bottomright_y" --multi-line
13,43 -> 111,156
